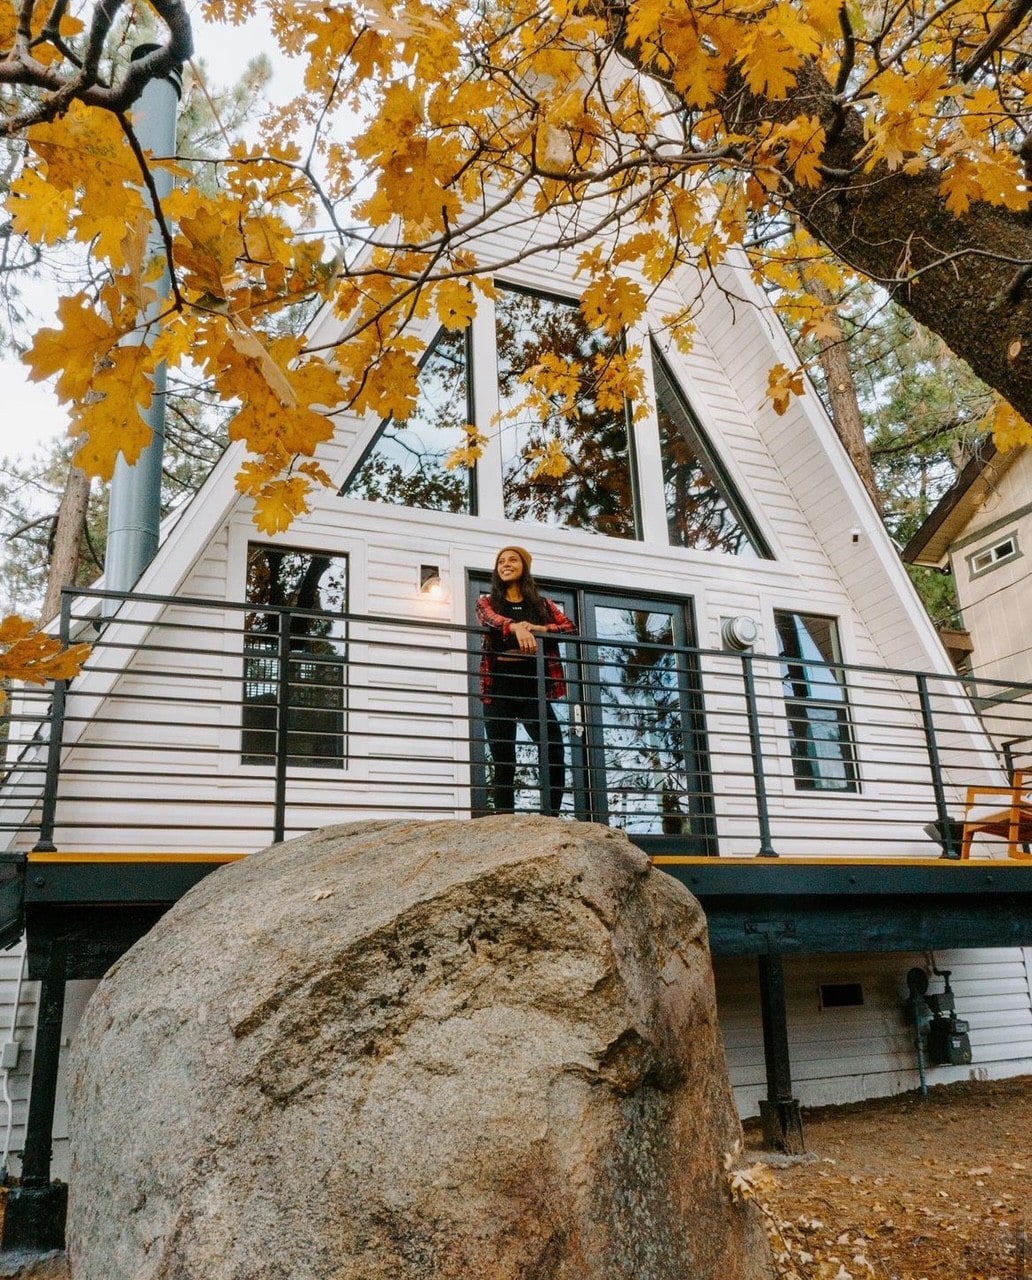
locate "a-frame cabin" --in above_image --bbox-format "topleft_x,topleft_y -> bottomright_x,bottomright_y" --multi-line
3,213 -> 1032,1248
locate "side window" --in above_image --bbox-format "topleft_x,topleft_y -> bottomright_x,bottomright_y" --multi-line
774,611 -> 858,793
967,532 -> 1019,578
495,285 -> 639,539
652,345 -> 771,558
341,327 -> 474,514
242,545 -> 348,768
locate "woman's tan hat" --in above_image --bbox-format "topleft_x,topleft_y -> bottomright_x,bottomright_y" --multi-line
496,545 -> 533,571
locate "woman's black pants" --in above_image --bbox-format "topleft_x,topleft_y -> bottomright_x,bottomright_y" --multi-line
484,664 -> 566,816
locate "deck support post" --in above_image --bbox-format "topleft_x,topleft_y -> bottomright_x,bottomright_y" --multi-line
757,949 -> 804,1154
1,955 -> 68,1253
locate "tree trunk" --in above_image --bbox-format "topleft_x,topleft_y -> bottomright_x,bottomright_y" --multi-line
621,38 -> 1032,426
735,61 -> 1032,425
41,466 -> 91,626
804,276 -> 881,504
817,330 -> 880,505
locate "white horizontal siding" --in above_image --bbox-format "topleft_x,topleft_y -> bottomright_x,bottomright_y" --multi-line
715,947 -> 1032,1117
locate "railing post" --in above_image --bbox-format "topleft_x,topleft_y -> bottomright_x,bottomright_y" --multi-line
32,592 -> 72,854
742,652 -> 777,857
536,646 -> 550,816
272,609 -> 292,844
916,672 -> 958,859
757,941 -> 804,1153
1,943 -> 68,1252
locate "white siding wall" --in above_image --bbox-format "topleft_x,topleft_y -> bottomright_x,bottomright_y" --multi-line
950,448 -> 1032,686
14,247 -> 987,858
2,976 -> 97,1184
0,944 -> 32,1175
27,484 -> 969,858
715,947 -> 1032,1115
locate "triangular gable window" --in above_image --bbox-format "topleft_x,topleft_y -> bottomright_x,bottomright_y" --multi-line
652,345 -> 771,558
342,327 -> 474,514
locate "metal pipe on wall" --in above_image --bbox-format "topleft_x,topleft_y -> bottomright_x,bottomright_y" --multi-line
104,46 -> 182,607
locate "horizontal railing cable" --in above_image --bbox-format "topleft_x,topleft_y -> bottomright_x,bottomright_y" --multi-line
3,584 -> 1031,854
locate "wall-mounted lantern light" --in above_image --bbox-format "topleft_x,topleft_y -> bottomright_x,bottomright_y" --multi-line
419,564 -> 444,599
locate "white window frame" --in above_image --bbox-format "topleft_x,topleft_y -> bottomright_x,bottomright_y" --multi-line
967,532 -> 1020,578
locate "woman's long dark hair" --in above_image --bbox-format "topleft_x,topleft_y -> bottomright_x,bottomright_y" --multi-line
489,561 -> 549,622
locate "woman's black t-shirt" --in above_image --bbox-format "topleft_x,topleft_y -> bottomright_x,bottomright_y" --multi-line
491,599 -> 540,686
495,599 -> 535,652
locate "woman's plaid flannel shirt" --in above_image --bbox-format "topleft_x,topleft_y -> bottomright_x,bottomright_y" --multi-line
475,595 -> 577,704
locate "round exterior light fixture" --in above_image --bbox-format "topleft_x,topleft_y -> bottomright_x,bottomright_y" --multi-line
721,616 -> 759,652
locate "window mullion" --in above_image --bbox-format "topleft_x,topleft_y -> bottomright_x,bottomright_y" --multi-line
634,335 -> 670,544
471,291 -> 504,517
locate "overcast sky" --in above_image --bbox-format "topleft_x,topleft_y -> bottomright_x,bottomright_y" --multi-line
0,6 -> 298,465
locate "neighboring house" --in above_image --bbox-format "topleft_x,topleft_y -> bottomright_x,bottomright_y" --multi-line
3,227 -> 1032,1185
904,441 -> 1032,686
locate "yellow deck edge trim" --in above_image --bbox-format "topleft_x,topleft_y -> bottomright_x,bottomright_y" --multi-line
27,852 -> 249,865
649,856 -> 1017,867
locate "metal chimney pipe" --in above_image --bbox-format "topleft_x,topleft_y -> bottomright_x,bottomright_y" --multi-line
104,46 -> 182,607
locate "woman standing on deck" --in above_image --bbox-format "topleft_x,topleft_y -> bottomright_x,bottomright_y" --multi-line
476,546 -> 577,816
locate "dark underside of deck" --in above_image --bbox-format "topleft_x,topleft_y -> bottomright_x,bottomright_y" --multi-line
653,856 -> 1032,954
4,848 -> 1032,1256
8,850 -> 1032,974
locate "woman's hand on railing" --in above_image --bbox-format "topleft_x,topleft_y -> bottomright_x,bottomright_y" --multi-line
511,621 -> 539,653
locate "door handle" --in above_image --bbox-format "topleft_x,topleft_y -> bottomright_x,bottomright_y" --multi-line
572,704 -> 585,738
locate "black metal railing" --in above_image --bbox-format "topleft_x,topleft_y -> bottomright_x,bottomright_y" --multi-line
3,586 -> 1032,859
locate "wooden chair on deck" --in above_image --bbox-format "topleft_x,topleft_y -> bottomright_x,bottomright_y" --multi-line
960,768 -> 1032,859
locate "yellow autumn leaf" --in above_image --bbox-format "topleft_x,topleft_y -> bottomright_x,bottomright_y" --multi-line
435,280 -> 477,330
226,325 -> 299,407
527,436 -> 571,479
985,400 -> 1032,451
349,346 -> 423,422
7,168 -> 76,244
23,294 -> 125,404
580,274 -> 647,336
940,158 -> 984,217
767,362 -> 806,415
802,313 -> 843,342
0,615 -> 91,690
736,7 -> 820,100
522,350 -> 584,414
445,424 -> 489,470
236,471 -> 315,533
297,460 -> 334,488
70,345 -> 157,480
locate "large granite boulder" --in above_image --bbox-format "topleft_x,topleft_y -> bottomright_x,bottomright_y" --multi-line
67,817 -> 771,1280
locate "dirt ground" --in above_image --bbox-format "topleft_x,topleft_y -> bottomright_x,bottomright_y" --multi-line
742,1074 -> 1032,1280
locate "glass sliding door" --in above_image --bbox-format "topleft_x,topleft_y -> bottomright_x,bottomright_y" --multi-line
578,594 -> 712,846
467,577 -> 711,847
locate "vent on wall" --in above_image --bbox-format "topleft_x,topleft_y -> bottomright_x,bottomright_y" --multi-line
819,982 -> 864,1009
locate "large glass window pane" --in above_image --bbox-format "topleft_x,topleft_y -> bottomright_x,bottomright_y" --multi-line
593,606 -> 690,832
495,286 -> 638,539
774,611 -> 858,792
342,327 -> 473,513
653,347 -> 769,557
243,545 -> 347,768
